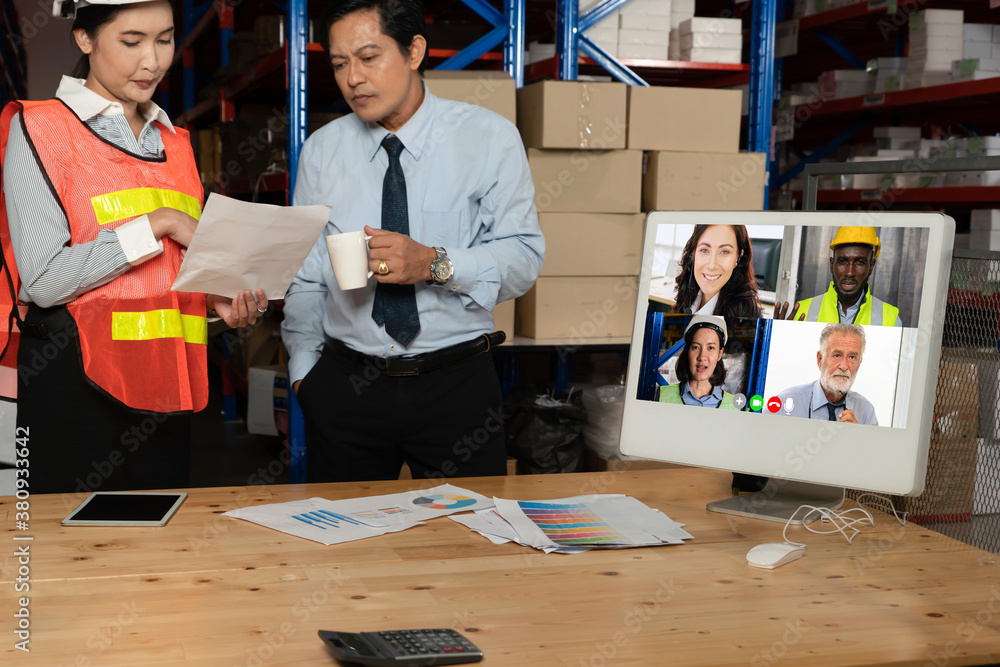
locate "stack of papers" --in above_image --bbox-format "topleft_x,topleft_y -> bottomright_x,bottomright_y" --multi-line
451,494 -> 693,554
223,484 -> 494,546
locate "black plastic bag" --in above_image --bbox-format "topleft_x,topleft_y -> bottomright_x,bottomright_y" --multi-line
504,384 -> 587,474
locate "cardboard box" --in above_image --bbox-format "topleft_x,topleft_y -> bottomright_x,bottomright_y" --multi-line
424,70 -> 516,125
619,44 -> 669,60
538,212 -> 644,276
627,86 -> 742,152
528,148 -> 642,213
515,276 -> 638,339
493,298 -> 515,336
642,151 -> 767,211
516,80 -> 628,150
681,46 -> 742,64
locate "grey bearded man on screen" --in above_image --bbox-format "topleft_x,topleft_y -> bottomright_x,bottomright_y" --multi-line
280,0 -> 544,483
773,323 -> 878,426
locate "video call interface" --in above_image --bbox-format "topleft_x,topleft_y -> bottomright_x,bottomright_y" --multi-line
636,222 -> 931,429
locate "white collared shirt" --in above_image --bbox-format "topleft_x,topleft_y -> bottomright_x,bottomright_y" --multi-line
3,76 -> 175,307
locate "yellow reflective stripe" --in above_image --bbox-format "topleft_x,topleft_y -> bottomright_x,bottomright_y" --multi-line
111,310 -> 208,345
91,188 -> 201,226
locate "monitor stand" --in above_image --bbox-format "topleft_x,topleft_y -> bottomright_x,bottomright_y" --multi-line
706,479 -> 845,525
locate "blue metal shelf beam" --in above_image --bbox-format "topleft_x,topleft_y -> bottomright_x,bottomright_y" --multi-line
434,0 -> 525,88
748,0 -> 778,207
557,0 -> 650,86
815,30 -> 866,70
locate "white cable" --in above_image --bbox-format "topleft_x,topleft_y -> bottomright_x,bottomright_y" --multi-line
854,492 -> 908,526
781,504 -> 875,548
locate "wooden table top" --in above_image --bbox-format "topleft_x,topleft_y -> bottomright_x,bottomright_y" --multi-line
2,467 -> 1000,666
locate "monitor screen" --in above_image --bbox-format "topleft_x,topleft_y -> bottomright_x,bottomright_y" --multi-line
620,211 -> 954,498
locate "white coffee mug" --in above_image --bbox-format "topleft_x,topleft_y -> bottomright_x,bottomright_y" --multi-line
326,231 -> 373,290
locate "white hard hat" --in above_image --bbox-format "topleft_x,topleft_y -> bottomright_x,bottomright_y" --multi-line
53,0 -> 159,19
684,314 -> 728,347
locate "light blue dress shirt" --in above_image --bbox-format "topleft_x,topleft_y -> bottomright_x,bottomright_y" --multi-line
282,86 -> 545,384
680,383 -> 724,408
771,380 -> 878,426
840,285 -> 902,328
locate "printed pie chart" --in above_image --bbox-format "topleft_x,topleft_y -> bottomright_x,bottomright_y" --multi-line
412,494 -> 477,510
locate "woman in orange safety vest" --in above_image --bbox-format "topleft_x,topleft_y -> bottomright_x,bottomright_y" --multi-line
0,0 -> 267,493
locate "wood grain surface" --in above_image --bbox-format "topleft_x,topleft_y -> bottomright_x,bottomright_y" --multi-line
2,468 -> 999,666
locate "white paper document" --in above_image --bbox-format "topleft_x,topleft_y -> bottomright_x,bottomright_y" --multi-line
172,193 -> 331,299
450,494 -> 693,554
224,484 -> 494,546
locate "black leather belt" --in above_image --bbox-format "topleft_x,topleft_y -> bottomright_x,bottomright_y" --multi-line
19,306 -> 75,338
328,331 -> 505,377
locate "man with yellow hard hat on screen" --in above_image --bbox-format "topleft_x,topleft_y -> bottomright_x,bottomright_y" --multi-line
792,226 -> 902,327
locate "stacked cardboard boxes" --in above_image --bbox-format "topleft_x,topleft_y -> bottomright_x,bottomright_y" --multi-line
868,57 -> 907,94
515,81 -> 642,339
950,23 -> 1000,82
424,70 -> 519,335
630,86 -> 765,212
970,210 -> 1000,251
668,0 -> 696,60
906,9 -> 964,89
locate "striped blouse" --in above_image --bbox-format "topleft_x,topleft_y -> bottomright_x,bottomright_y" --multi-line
3,76 -> 173,307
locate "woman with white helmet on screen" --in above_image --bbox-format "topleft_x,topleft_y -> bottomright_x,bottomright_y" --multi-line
658,315 -> 738,410
0,0 -> 266,492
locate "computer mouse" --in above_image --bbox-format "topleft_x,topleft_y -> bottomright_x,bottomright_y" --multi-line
746,542 -> 806,569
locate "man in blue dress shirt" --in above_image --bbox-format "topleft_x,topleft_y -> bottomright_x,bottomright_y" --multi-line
772,323 -> 878,426
282,0 -> 544,482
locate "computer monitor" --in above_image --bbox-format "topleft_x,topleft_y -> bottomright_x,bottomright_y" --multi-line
620,211 -> 955,523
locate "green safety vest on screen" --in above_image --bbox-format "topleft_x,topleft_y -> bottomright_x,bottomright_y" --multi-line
658,384 -> 737,410
795,281 -> 899,326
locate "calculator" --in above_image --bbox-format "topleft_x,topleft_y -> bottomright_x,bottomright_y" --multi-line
318,628 -> 484,666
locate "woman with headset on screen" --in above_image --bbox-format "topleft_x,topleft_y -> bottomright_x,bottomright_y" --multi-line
659,315 -> 738,409
672,224 -> 762,319
0,0 -> 267,493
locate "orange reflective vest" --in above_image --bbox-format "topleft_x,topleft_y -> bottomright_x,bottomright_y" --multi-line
0,99 -> 207,413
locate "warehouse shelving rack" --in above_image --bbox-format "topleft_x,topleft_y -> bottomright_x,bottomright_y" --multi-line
774,0 -> 1000,204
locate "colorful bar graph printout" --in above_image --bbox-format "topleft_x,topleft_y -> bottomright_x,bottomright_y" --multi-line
517,501 -> 625,545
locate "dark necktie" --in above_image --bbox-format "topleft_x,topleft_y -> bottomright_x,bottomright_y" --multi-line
371,134 -> 420,347
827,401 -> 844,422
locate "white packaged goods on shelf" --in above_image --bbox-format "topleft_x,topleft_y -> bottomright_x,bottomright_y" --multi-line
964,41 -> 994,60
679,32 -> 742,50
618,28 -> 669,46
620,13 -> 671,31
680,47 -> 741,64
671,12 -> 694,29
964,172 -> 1000,187
847,157 -> 895,189
671,0 -> 695,13
969,229 -> 1000,249
993,43 -> 1000,60
873,74 -> 906,93
952,58 -> 1000,78
876,149 -> 917,158
668,29 -> 681,59
678,17 -> 742,35
971,209 -> 1000,230
874,126 -> 922,139
819,69 -> 871,82
910,38 -> 964,58
893,173 -> 944,188
620,43 -> 669,60
909,9 -> 964,28
994,24 -> 1000,42
877,137 -> 921,151
975,441 -> 1000,516
624,0 -> 672,15
913,23 -> 965,40
966,136 -> 1000,155
867,57 -> 907,73
964,23 -> 993,43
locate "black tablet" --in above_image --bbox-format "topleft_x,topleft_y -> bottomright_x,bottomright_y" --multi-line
61,492 -> 187,526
